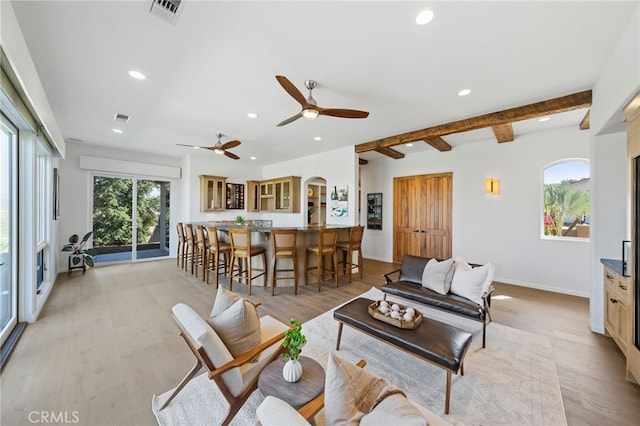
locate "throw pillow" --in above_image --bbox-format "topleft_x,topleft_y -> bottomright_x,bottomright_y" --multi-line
324,353 -> 406,426
209,286 -> 241,320
360,393 -> 427,426
450,262 -> 495,305
421,258 -> 454,295
208,298 -> 261,360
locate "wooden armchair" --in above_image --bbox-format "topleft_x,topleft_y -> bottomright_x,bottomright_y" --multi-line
160,303 -> 288,426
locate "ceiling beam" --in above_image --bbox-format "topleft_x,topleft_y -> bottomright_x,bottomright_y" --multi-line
423,137 -> 452,152
579,109 -> 590,130
492,123 -> 515,143
355,90 -> 592,153
374,147 -> 404,159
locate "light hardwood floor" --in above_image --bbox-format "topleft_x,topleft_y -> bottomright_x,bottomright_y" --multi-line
1,258 -> 639,425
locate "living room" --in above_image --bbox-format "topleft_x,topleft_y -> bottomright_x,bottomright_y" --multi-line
2,1 -> 640,425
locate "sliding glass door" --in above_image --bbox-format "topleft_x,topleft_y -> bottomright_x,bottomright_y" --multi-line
0,115 -> 17,346
92,175 -> 170,263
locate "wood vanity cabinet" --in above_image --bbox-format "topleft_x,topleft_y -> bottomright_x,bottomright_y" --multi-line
604,265 -> 631,355
200,175 -> 226,212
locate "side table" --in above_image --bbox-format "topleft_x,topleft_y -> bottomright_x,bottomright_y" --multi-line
257,356 -> 325,411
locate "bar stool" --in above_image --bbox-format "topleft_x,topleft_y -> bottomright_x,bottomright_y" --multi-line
269,229 -> 298,296
205,226 -> 231,288
337,225 -> 364,283
184,223 -> 195,274
228,227 -> 267,296
194,225 -> 207,279
305,227 -> 339,292
176,222 -> 185,268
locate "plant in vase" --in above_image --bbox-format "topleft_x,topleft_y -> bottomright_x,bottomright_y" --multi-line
236,215 -> 245,225
282,319 -> 307,383
62,231 -> 97,269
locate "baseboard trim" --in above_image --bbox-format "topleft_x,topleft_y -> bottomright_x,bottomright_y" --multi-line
1,322 -> 27,371
495,276 -> 590,298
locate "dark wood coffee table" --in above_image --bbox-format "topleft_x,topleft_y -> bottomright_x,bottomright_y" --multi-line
333,297 -> 473,414
258,356 -> 325,411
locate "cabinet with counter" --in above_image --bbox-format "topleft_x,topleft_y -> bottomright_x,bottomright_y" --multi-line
602,259 -> 631,356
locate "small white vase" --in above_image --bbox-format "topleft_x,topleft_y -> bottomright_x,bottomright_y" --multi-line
282,358 -> 303,383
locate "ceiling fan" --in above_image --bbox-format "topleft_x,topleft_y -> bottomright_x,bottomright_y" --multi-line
275,75 -> 370,127
176,133 -> 241,160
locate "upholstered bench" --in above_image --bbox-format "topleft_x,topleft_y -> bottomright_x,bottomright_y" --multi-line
333,297 -> 472,414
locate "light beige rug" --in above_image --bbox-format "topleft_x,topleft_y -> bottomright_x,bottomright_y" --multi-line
152,287 -> 567,425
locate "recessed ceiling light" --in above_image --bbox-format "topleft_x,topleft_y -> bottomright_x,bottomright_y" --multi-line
415,9 -> 435,25
247,112 -> 258,119
458,89 -> 471,97
314,136 -> 322,141
538,117 -> 551,122
250,156 -> 257,160
128,70 -> 146,80
406,143 -> 413,147
112,128 -> 123,134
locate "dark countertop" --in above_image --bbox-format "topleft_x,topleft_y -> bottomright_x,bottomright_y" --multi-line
197,222 -> 352,233
601,258 -> 625,276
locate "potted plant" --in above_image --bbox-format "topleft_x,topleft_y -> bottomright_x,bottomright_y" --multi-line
62,231 -> 97,271
282,319 -> 307,382
236,215 -> 245,225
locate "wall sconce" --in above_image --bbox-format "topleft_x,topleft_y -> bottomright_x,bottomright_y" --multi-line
485,178 -> 500,195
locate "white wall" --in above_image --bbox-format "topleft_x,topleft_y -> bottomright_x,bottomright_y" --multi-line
590,132 -> 628,333
58,142 -> 183,271
361,126 -> 591,297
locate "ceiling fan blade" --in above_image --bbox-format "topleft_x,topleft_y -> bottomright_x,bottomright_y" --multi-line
224,151 -> 240,160
276,75 -> 308,106
318,108 -> 370,119
277,112 -> 303,127
220,140 -> 241,150
176,143 -> 211,149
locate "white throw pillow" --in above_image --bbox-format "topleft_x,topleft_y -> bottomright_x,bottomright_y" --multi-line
208,298 -> 261,359
450,262 -> 495,306
209,286 -> 241,320
421,258 -> 454,295
360,393 -> 427,426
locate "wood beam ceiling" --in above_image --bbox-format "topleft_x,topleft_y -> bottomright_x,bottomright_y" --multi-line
492,123 -> 515,143
355,90 -> 592,158
580,109 -> 590,130
423,137 -> 452,152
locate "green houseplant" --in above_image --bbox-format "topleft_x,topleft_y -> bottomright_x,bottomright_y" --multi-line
282,319 -> 307,383
236,215 -> 245,225
62,231 -> 97,268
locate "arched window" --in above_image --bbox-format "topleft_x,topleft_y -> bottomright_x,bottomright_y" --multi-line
542,160 -> 590,239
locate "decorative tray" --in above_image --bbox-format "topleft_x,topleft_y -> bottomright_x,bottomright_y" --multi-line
367,300 -> 422,329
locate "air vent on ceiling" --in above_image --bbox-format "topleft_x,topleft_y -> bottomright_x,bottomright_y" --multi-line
114,113 -> 130,123
150,0 -> 183,25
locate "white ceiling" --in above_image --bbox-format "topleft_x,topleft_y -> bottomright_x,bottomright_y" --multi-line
10,1 -> 637,165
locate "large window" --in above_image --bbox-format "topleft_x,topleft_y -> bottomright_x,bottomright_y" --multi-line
36,141 -> 51,245
543,160 -> 590,239
1,115 -> 17,346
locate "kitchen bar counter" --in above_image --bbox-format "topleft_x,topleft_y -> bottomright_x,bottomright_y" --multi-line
193,221 -> 354,292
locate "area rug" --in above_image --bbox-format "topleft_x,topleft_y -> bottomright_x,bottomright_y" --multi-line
152,287 -> 567,425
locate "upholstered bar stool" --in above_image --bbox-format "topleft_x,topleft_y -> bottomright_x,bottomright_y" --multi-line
228,227 -> 267,296
305,227 -> 339,292
269,229 -> 298,296
183,223 -> 195,274
205,226 -> 231,288
337,225 -> 364,283
176,222 -> 186,268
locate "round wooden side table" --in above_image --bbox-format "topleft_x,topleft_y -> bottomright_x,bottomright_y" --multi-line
258,356 -> 325,409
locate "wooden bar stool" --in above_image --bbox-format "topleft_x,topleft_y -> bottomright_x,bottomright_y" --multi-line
305,227 -> 339,292
228,227 -> 267,296
194,225 -> 208,279
176,222 -> 185,268
269,229 -> 298,296
337,225 -> 364,283
183,223 -> 195,274
205,226 -> 231,288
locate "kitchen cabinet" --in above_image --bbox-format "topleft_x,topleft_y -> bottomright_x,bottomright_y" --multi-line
200,175 -> 226,212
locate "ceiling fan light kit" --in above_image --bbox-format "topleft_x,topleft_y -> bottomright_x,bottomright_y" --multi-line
176,132 -> 241,160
